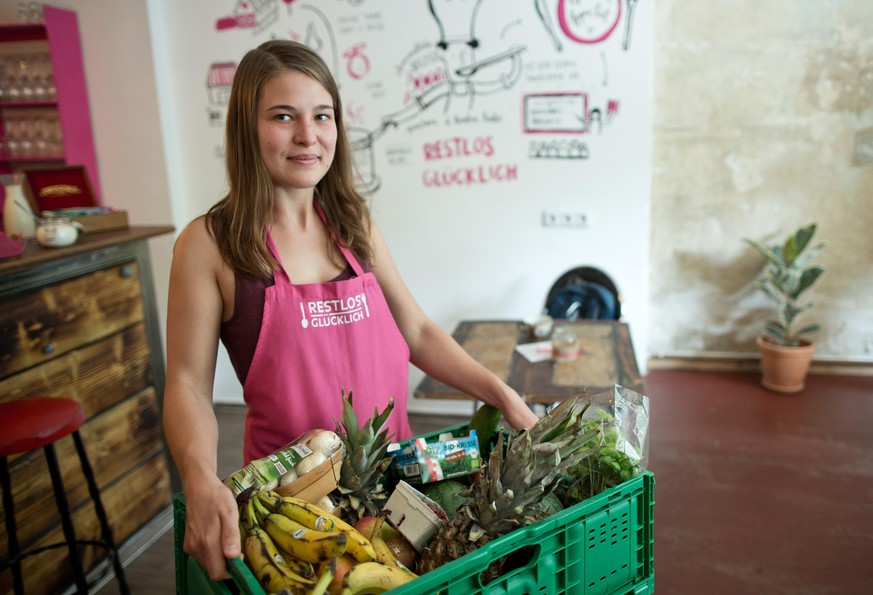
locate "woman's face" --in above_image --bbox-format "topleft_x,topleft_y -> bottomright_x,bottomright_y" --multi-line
257,70 -> 337,192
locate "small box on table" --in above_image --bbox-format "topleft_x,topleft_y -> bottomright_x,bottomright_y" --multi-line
40,207 -> 129,234
23,165 -> 97,212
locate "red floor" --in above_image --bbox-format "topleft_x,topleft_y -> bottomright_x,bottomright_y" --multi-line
643,369 -> 873,594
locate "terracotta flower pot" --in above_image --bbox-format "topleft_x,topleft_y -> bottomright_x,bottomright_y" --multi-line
756,336 -> 815,393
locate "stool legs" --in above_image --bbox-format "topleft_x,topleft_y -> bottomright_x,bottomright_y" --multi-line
1,456 -> 25,594
1,435 -> 130,594
72,430 -> 129,595
44,441 -> 90,594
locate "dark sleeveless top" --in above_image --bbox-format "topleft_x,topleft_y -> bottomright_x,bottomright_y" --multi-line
220,257 -> 370,384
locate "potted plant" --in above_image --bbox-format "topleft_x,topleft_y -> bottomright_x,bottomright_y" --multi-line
743,223 -> 826,392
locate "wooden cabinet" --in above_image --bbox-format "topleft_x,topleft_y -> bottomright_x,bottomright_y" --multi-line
0,226 -> 174,594
0,5 -> 102,202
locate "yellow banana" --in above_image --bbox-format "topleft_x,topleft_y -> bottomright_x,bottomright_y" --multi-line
260,491 -> 377,563
242,529 -> 312,592
254,562 -> 300,594
274,544 -> 316,579
263,512 -> 349,564
340,561 -> 416,594
252,493 -> 276,526
239,499 -> 253,548
239,496 -> 257,532
309,558 -> 335,595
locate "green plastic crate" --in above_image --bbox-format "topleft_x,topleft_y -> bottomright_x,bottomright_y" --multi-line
174,429 -> 655,595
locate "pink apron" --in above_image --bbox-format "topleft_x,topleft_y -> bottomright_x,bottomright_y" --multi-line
241,212 -> 412,464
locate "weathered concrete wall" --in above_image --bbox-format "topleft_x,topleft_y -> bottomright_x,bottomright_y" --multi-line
650,0 -> 873,361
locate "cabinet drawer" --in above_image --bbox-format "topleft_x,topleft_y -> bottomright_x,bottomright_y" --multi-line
0,261 -> 144,377
1,323 -> 153,414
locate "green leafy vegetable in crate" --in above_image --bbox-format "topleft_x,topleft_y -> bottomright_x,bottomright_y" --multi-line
562,386 -> 649,504
418,394 -> 598,583
563,410 -> 641,503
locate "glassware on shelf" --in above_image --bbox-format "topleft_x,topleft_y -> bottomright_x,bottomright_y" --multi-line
18,54 -> 34,100
16,2 -> 44,24
32,115 -> 48,157
40,53 -> 55,100
28,2 -> 44,24
31,53 -> 48,100
0,111 -> 63,160
2,118 -> 20,159
16,2 -> 29,23
16,117 -> 33,158
2,55 -> 22,102
0,53 -> 54,104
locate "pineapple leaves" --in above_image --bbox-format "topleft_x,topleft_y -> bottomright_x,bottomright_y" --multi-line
419,393 -> 602,577
333,389 -> 397,523
370,397 -> 395,434
339,389 -> 359,437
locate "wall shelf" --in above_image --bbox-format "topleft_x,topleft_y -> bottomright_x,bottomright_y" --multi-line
0,6 -> 101,204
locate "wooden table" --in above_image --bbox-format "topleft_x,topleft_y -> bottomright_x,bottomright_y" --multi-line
415,319 -> 644,404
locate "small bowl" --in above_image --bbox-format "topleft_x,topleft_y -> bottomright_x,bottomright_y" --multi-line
36,218 -> 82,248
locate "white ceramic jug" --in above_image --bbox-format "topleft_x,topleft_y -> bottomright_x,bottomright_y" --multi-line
2,174 -> 37,239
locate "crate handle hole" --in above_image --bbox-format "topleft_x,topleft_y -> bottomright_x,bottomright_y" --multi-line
479,544 -> 539,587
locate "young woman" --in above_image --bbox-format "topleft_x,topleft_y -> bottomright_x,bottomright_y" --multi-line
163,39 -> 538,580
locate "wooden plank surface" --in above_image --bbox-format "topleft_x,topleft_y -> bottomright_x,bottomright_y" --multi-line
0,261 -> 144,377
414,320 -> 524,400
0,225 -> 174,275
415,319 -> 643,404
518,321 -> 644,403
2,323 -> 153,411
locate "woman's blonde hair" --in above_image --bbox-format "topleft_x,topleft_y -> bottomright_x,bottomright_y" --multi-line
207,39 -> 372,278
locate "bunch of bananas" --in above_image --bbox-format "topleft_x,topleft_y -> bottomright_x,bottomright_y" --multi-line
239,489 -> 417,594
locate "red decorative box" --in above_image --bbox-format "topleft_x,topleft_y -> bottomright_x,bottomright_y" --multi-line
23,165 -> 97,212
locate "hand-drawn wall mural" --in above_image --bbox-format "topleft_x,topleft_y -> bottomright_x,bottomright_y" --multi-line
207,0 -> 642,194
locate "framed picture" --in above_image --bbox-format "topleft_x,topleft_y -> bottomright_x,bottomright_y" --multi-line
22,165 -> 97,213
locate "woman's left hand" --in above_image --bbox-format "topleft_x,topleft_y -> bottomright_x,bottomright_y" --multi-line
499,389 -> 540,430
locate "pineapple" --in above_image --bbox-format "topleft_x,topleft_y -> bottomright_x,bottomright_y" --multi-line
418,395 -> 599,582
332,389 -> 396,524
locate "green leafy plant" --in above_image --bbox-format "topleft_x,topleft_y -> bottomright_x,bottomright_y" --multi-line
743,223 -> 826,347
563,410 -> 641,504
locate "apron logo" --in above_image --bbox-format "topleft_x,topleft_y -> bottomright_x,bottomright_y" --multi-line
299,293 -> 370,329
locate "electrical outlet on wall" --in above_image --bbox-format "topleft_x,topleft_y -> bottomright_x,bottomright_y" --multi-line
542,210 -> 589,228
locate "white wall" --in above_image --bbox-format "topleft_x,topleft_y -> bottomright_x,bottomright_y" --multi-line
145,0 -> 654,412
5,0 -> 652,415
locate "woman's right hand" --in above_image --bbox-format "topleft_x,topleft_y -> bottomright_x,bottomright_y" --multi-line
182,476 -> 241,581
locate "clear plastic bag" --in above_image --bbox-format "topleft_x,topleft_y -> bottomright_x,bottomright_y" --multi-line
561,385 -> 650,503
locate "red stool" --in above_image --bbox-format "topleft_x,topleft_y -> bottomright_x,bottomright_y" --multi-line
0,397 -> 129,594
